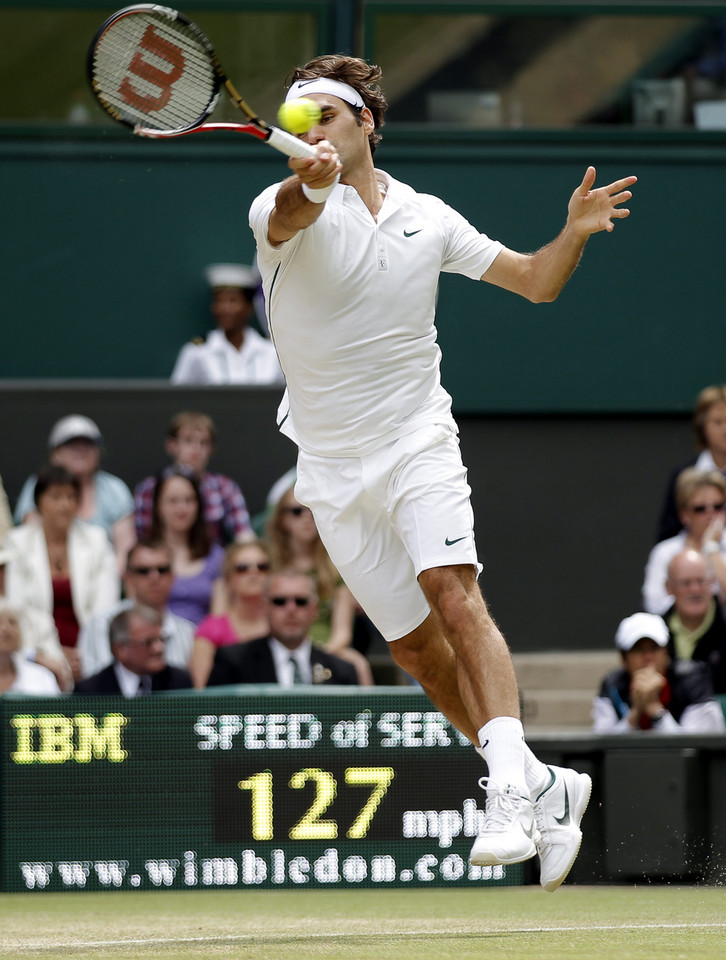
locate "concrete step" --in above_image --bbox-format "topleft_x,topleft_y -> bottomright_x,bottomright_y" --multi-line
512,651 -> 619,731
520,689 -> 596,731
512,650 -> 619,691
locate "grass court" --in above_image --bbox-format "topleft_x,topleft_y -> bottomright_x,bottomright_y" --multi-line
2,885 -> 724,960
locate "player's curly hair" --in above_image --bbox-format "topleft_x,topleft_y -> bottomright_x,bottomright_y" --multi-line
286,55 -> 388,155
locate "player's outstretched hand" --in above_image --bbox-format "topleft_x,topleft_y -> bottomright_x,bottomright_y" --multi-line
568,166 -> 637,237
288,139 -> 342,189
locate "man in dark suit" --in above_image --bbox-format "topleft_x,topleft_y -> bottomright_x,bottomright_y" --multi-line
207,569 -> 358,686
74,603 -> 192,696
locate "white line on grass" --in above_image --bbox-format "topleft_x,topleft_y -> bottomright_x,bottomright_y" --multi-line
9,921 -> 726,951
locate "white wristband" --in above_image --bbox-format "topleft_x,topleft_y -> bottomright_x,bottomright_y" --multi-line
703,540 -> 721,556
302,174 -> 340,203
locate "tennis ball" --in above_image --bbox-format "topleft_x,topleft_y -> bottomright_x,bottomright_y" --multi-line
277,98 -> 322,135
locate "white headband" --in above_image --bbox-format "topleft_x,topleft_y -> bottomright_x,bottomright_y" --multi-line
286,78 -> 364,109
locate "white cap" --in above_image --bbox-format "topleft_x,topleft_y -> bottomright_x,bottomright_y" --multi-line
48,415 -> 102,450
205,263 -> 259,291
614,613 -> 669,652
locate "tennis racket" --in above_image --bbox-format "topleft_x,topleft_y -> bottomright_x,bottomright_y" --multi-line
87,4 -> 317,158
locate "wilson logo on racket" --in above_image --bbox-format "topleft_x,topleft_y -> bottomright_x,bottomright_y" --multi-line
119,24 -> 184,112
87,4 -> 318,160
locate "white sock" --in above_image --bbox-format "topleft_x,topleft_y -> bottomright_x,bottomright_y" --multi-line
523,744 -> 550,798
476,717 -> 527,794
476,731 -> 550,800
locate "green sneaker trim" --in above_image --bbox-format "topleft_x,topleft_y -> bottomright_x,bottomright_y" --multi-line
535,766 -> 556,804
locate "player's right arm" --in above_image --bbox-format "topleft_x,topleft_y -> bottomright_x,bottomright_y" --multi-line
267,141 -> 342,245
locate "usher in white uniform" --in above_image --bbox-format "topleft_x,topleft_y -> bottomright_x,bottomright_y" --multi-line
249,170 -> 502,639
170,327 -> 284,385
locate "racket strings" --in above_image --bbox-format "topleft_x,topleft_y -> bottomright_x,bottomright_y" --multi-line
92,12 -> 218,131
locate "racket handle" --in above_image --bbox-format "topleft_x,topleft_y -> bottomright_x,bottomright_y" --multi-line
267,126 -> 318,159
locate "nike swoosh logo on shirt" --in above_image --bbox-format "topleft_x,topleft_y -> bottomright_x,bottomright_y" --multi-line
403,229 -> 422,237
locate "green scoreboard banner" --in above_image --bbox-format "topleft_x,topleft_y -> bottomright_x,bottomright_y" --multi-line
0,688 -> 522,892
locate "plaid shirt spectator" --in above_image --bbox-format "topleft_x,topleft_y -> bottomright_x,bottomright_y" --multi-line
134,471 -> 252,546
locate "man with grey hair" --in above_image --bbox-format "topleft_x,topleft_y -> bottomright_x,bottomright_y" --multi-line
664,548 -> 726,694
74,603 -> 192,696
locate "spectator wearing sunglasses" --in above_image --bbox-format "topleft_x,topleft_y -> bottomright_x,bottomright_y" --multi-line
206,569 -> 357,687
266,483 -> 373,684
188,541 -> 272,688
655,384 -> 726,543
76,539 -> 195,679
643,468 -> 726,615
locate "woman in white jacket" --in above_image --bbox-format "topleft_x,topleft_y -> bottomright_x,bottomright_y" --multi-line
0,598 -> 61,696
5,465 -> 120,680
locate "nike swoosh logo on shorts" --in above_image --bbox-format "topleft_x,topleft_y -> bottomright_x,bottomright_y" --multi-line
445,536 -> 467,546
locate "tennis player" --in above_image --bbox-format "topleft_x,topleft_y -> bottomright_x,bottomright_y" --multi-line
249,55 -> 636,891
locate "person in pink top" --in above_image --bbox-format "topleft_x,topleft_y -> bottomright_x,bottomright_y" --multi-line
189,540 -> 271,688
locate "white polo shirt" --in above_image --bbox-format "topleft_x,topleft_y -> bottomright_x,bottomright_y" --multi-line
249,170 -> 503,458
170,328 -> 284,386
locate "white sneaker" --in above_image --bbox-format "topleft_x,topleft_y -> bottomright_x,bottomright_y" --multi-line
469,779 -> 538,866
533,765 -> 592,892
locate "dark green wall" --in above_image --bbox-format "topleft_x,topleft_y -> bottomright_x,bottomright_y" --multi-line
3,129 -> 725,411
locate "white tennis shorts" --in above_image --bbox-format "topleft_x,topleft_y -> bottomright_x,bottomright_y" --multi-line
294,421 -> 481,642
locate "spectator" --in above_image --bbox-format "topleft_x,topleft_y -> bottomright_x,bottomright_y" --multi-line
0,598 -> 61,695
207,569 -> 357,686
642,468 -> 726,614
74,604 -> 193,696
251,465 -> 297,536
592,612 -> 725,733
189,540 -> 271,688
77,538 -> 195,679
0,542 -> 8,598
664,549 -> 726,694
0,474 -> 11,547
656,385 -> 726,542
134,411 -> 253,546
150,468 -> 224,626
13,415 -> 136,572
0,546 -> 72,690
170,263 -> 284,385
267,483 -> 373,684
5,465 -> 120,681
